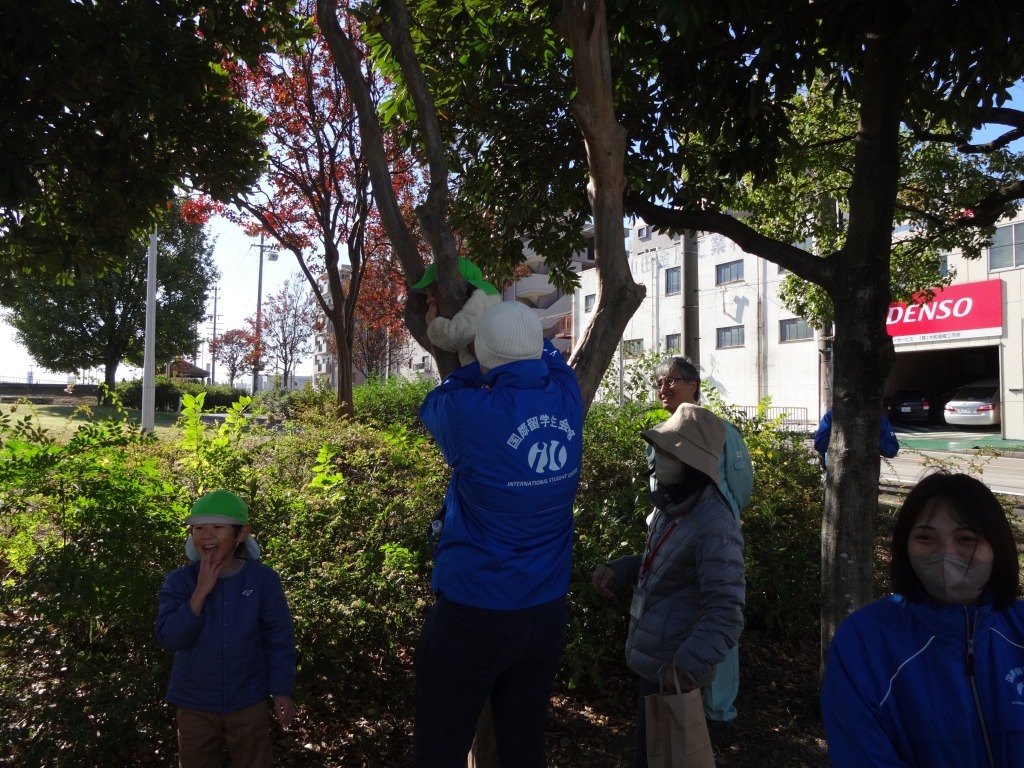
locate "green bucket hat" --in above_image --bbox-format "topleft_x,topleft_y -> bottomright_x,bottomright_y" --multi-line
184,490 -> 249,526
411,257 -> 499,295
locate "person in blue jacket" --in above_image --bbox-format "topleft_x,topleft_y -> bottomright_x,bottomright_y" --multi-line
156,490 -> 296,768
414,300 -> 584,767
813,408 -> 899,468
821,472 -> 1024,768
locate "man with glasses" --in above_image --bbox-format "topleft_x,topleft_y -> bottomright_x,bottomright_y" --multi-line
651,356 -> 753,734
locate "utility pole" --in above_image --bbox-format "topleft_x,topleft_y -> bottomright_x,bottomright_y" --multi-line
209,285 -> 219,384
251,233 -> 278,393
142,230 -> 158,433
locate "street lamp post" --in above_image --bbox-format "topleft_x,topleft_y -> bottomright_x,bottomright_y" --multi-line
251,233 -> 279,393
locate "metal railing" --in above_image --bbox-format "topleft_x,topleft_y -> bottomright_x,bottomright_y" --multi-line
731,405 -> 812,433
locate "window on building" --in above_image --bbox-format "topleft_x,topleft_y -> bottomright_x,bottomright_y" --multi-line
716,325 -> 745,349
624,338 -> 644,357
584,293 -> 596,312
637,226 -> 649,239
779,317 -> 814,342
989,222 -> 1024,270
715,259 -> 744,285
665,333 -> 681,352
665,266 -> 681,296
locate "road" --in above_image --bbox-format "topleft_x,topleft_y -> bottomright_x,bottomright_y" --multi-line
881,450 -> 1024,498
881,425 -> 1024,498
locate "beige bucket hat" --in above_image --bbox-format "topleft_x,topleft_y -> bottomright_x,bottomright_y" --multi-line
641,403 -> 727,483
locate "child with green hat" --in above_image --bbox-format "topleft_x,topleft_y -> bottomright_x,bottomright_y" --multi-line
156,490 -> 296,767
413,256 -> 501,367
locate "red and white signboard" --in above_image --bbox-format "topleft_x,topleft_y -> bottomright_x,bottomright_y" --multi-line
886,279 -> 1003,345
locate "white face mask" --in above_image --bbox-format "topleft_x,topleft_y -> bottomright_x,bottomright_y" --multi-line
911,551 -> 992,605
653,451 -> 687,487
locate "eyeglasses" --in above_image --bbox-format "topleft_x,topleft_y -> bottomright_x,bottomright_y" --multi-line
655,376 -> 688,390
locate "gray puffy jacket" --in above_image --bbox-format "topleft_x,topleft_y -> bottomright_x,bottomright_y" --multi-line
608,485 -> 745,687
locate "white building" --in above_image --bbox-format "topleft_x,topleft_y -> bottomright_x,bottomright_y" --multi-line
576,216 -> 1024,440
886,212 -> 1021,439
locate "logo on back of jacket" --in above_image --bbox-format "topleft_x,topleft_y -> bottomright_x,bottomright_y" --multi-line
505,413 -> 579,487
1005,664 -> 1024,704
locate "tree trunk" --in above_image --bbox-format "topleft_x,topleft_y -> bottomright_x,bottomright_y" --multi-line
103,359 -> 119,404
318,0 -> 438,357
818,22 -> 909,669
557,0 -> 644,411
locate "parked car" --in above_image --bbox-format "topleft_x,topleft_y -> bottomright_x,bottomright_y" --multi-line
888,389 -> 931,423
943,379 -> 1001,427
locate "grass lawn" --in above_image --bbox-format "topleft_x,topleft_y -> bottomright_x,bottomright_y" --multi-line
4,401 -> 183,441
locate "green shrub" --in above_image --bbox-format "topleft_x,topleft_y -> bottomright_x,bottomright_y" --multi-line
114,376 -> 246,412
702,387 -> 825,641
565,401 -> 657,691
0,368 -> 826,762
0,414 -> 185,765
352,374 -> 434,434
0,397 -> 447,766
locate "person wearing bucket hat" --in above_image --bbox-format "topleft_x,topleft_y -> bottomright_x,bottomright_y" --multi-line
414,257 -> 501,367
590,403 -> 745,767
646,356 -> 753,730
414,299 -> 583,766
156,490 -> 297,767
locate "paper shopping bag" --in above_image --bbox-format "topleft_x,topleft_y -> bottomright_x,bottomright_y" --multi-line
645,682 -> 715,768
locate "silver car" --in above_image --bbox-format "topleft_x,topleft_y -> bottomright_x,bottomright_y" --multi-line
943,379 -> 1000,427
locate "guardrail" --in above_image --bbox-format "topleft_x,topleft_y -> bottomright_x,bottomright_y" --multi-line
731,405 -> 812,433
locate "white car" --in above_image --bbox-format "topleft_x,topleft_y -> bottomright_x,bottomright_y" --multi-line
943,379 -> 1001,427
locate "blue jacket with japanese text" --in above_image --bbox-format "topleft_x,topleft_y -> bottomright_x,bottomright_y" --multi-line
821,593 -> 1024,767
419,339 -> 583,610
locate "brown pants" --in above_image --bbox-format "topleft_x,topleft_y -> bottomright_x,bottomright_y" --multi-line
177,701 -> 273,768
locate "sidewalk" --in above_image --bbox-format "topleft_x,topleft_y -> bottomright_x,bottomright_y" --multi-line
894,427 -> 1024,457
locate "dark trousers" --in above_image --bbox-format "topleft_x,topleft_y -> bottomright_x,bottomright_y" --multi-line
632,675 -> 662,768
176,701 -> 272,768
413,595 -> 567,768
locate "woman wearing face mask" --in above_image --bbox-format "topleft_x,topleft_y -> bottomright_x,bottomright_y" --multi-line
821,471 -> 1024,768
590,403 -> 745,767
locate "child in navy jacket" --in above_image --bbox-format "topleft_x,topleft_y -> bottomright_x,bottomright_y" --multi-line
156,490 -> 296,768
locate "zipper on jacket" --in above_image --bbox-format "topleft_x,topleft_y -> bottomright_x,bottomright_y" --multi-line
964,607 -> 996,768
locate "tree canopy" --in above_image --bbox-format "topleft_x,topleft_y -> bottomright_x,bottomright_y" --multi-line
1,201 -> 217,389
209,328 -> 256,387
0,0 -> 304,283
329,0 -> 1024,663
217,0 -> 422,416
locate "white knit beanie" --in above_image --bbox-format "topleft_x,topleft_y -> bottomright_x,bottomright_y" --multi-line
474,301 -> 543,371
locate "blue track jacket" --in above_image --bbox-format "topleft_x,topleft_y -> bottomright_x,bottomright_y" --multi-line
821,593 -> 1024,767
155,559 -> 296,714
814,410 -> 899,464
419,339 -> 583,610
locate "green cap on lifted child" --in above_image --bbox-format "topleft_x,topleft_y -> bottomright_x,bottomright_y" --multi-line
411,257 -> 500,295
413,257 -> 502,367
184,490 -> 261,562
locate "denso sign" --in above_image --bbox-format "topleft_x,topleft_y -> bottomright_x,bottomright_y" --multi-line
886,279 -> 1003,345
